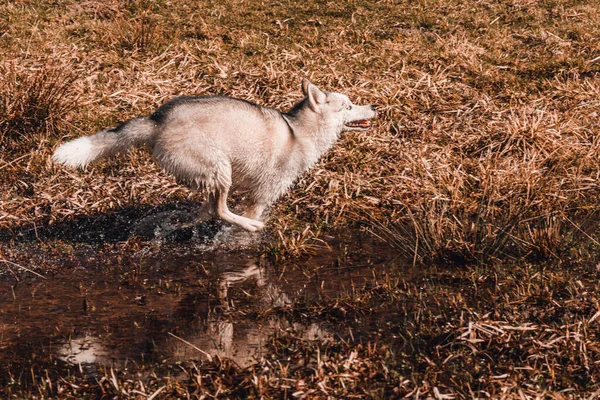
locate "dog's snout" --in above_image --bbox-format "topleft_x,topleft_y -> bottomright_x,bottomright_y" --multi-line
370,104 -> 377,116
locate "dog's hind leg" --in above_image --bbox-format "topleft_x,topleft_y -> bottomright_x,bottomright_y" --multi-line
215,187 -> 265,232
198,193 -> 217,219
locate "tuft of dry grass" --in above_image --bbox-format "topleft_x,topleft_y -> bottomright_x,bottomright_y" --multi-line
0,55 -> 79,151
370,100 -> 600,264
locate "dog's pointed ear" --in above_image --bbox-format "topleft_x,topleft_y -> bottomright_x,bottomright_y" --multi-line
301,78 -> 312,96
302,79 -> 326,111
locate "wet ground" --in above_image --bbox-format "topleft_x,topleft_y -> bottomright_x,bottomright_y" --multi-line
0,206 -> 405,388
5,207 -> 600,397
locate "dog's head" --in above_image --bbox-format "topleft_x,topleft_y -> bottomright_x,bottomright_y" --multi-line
301,78 -> 376,132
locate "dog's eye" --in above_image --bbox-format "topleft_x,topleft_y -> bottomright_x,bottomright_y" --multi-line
346,105 -> 352,110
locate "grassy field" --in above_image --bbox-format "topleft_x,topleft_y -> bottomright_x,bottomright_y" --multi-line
1,0 -> 600,398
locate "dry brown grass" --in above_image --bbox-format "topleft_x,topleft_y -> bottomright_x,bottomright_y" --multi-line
2,0 -> 600,397
1,1 -> 598,257
0,56 -> 78,149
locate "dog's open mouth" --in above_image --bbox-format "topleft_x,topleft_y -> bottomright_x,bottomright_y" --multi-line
345,119 -> 372,130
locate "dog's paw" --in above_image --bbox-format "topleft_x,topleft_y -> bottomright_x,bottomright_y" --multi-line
250,219 -> 265,231
241,219 -> 264,232
220,212 -> 265,232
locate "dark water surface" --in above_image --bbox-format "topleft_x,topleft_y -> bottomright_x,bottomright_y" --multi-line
0,218 -> 405,382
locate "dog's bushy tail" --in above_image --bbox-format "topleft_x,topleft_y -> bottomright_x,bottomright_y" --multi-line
53,117 -> 156,169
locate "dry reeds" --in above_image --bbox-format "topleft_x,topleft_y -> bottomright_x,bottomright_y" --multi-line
372,104 -> 600,265
0,56 -> 79,150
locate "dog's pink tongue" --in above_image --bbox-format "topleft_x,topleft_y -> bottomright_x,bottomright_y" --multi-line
350,120 -> 371,128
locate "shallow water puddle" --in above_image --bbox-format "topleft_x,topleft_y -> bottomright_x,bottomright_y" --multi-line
0,230 -> 401,375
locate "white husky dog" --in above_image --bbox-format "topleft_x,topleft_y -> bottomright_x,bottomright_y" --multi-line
53,79 -> 376,232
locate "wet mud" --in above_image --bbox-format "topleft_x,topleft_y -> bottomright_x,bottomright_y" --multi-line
0,202 -> 223,244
